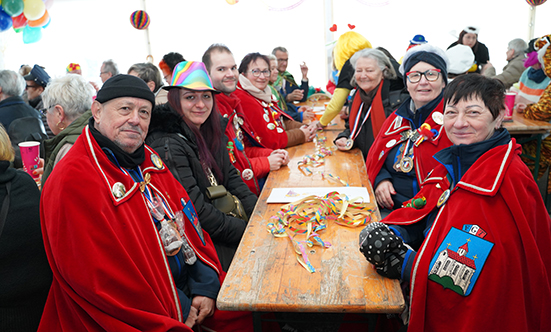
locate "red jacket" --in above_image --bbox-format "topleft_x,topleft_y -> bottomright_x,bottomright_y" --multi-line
39,126 -> 251,331
216,92 -> 272,196
365,99 -> 452,186
384,141 -> 551,331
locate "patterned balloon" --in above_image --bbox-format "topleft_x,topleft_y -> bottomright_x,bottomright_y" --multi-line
130,10 -> 150,30
526,0 -> 547,6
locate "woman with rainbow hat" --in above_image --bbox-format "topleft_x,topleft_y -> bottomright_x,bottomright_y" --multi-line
146,61 -> 257,274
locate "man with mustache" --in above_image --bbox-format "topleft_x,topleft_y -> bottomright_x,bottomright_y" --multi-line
38,75 -> 236,331
202,44 -> 289,196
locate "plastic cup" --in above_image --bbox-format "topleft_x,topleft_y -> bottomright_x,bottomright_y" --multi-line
18,141 -> 40,179
504,92 -> 516,119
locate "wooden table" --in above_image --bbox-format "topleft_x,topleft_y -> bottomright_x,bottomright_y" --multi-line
217,130 -> 405,330
504,112 -> 551,180
297,97 -> 346,131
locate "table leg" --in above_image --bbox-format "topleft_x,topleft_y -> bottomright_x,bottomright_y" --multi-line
253,312 -> 263,332
535,134 -> 542,181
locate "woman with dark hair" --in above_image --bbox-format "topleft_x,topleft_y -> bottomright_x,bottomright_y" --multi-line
233,52 -> 316,149
0,124 -> 52,331
360,73 -> 551,332
447,26 -> 490,73
146,61 -> 257,272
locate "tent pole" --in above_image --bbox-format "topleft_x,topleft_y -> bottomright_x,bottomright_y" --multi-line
142,0 -> 153,63
528,5 -> 536,41
324,0 -> 334,91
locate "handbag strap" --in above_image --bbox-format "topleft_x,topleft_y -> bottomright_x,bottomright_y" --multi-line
0,181 -> 12,239
202,162 -> 219,187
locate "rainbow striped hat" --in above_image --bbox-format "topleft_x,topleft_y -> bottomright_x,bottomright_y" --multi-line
164,61 -> 217,92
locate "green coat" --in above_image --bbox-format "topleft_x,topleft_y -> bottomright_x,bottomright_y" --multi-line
41,110 -> 92,187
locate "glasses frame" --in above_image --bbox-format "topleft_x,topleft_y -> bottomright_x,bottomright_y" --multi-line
406,69 -> 441,83
250,69 -> 271,77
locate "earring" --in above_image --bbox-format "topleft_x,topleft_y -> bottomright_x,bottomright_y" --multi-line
57,121 -> 66,131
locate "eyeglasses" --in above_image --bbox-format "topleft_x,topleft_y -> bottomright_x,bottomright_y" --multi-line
250,69 -> 271,77
276,58 -> 288,63
25,84 -> 39,90
406,69 -> 441,83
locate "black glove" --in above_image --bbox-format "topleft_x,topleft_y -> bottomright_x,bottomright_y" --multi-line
359,222 -> 409,279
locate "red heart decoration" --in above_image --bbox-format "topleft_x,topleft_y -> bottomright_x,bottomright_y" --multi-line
329,24 -> 337,32
348,24 -> 356,30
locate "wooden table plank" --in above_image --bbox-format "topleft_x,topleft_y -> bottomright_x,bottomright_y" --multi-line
217,130 -> 404,314
504,112 -> 551,134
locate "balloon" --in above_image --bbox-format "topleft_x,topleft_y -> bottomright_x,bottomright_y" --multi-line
526,0 -> 547,5
226,0 -> 239,4
23,0 -> 45,20
43,0 -> 54,10
2,0 -> 24,17
28,9 -> 48,27
41,15 -> 50,28
12,11 -> 26,29
130,10 -> 150,30
22,24 -> 42,43
0,8 -> 13,32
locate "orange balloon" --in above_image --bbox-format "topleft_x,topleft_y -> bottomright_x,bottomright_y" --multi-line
28,9 -> 49,27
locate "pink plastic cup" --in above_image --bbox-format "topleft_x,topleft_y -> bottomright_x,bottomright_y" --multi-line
504,92 -> 516,119
18,141 -> 40,179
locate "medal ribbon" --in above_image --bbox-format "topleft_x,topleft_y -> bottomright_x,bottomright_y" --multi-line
349,103 -> 372,141
129,167 -> 175,221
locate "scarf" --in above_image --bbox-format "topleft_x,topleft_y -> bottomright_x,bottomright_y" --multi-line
348,81 -> 386,138
88,117 -> 145,169
238,74 -> 272,103
273,71 -> 298,90
527,67 -> 548,84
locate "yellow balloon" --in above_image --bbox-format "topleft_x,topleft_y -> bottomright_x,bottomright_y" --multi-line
226,0 -> 239,4
23,0 -> 46,21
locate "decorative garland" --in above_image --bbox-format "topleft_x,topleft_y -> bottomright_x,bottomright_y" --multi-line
355,0 -> 390,7
260,0 -> 306,11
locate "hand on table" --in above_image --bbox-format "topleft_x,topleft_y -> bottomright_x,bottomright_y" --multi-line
286,89 -> 304,102
375,180 -> 395,210
298,106 -> 315,121
334,137 -> 350,151
300,123 -> 317,142
268,149 -> 288,170
191,296 -> 215,325
516,103 -> 527,113
271,149 -> 290,166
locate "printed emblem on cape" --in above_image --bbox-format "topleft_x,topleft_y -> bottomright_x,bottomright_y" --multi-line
428,227 -> 494,296
462,224 -> 487,239
181,198 -> 205,245
151,154 -> 164,169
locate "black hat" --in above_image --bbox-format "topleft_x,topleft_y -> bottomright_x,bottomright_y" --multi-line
400,44 -> 449,86
96,74 -> 156,107
23,65 -> 50,88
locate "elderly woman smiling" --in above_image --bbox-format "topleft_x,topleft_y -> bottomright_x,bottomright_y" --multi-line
365,44 -> 453,215
334,48 -> 403,157
360,74 -> 551,332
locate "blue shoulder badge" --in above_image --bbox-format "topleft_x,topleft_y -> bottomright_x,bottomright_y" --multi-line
428,226 -> 493,296
181,198 -> 205,245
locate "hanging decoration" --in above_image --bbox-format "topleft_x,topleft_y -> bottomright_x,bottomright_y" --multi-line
225,0 -> 239,4
526,0 -> 547,6
261,0 -> 306,11
130,10 -> 150,30
0,0 -> 53,43
356,0 -> 390,7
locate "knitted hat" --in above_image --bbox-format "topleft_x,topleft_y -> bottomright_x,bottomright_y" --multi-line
96,74 -> 155,107
463,26 -> 479,35
409,34 -> 428,45
23,65 -> 50,88
446,44 -> 475,75
163,61 -> 217,92
400,44 -> 450,86
67,63 -> 81,72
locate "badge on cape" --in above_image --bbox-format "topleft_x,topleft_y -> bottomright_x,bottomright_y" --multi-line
268,123 -> 276,130
276,127 -> 284,133
437,189 -> 451,208
112,182 -> 126,198
432,112 -> 444,125
151,154 -> 164,169
344,139 -> 353,150
242,168 -> 254,181
428,227 -> 494,296
181,198 -> 205,245
386,139 -> 397,148
263,114 -> 270,122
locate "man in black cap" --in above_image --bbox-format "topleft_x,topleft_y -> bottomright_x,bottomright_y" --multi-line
39,75 -> 231,331
24,64 -> 53,137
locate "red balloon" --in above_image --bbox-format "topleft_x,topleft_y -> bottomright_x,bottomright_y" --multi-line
526,0 -> 547,6
12,12 -> 27,29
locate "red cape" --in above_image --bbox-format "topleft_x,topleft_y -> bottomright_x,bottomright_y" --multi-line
233,83 -> 289,149
216,92 -> 271,196
365,99 -> 452,186
40,126 -> 251,331
384,141 -> 551,331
